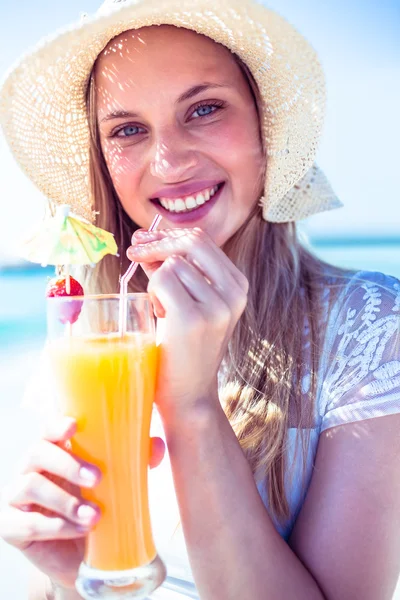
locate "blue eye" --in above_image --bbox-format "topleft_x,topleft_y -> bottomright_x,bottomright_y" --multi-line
192,103 -> 221,119
193,105 -> 214,117
120,126 -> 138,137
114,125 -> 145,138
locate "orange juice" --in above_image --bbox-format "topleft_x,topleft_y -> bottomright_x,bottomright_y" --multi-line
51,333 -> 158,572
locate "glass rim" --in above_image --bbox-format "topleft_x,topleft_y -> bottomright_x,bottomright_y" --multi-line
46,292 -> 150,302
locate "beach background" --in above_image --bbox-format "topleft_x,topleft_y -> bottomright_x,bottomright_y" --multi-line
1,0 -> 399,597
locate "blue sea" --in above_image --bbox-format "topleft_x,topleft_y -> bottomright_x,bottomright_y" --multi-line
1,241 -> 400,354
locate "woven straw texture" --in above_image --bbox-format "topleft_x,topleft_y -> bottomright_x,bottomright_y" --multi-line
0,0 -> 342,223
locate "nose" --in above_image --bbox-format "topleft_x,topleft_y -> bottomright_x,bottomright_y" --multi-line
149,130 -> 198,182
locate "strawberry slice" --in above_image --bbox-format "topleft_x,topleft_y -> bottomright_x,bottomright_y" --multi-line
46,276 -> 84,324
46,276 -> 84,298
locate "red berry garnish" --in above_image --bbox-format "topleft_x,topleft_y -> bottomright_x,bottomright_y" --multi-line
46,276 -> 84,298
46,276 -> 84,324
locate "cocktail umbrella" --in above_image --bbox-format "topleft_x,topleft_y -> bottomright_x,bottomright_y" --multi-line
20,204 -> 118,268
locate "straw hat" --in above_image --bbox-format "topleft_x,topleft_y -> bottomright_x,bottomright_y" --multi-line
0,0 -> 342,223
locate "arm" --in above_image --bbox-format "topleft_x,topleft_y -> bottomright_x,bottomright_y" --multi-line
289,413 -> 400,600
162,401 -> 325,600
163,405 -> 400,599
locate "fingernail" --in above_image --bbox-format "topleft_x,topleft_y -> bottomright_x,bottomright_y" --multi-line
129,244 -> 145,254
80,467 -> 98,486
60,417 -> 76,435
45,416 -> 75,440
133,229 -> 150,238
77,504 -> 97,523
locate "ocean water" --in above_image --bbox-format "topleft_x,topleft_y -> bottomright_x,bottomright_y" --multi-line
312,241 -> 400,280
1,242 -> 399,353
0,243 -> 399,599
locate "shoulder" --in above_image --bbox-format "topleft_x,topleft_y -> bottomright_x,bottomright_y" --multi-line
316,270 -> 400,431
323,269 -> 400,337
329,269 -> 400,304
316,269 -> 399,353
342,269 -> 400,301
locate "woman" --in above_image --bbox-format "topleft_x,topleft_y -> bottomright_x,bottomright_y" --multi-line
0,0 -> 399,598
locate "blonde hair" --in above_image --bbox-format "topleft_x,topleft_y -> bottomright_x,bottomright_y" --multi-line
83,45 -> 345,525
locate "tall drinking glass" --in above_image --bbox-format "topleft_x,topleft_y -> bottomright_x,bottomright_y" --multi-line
46,294 -> 166,599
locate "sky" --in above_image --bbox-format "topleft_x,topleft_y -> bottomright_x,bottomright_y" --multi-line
0,0 -> 399,262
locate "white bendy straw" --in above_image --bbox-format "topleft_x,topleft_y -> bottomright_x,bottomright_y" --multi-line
118,214 -> 162,336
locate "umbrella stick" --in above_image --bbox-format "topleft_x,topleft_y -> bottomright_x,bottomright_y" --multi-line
65,264 -> 71,295
65,265 -> 73,337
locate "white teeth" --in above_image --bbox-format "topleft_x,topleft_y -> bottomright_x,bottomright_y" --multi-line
185,196 -> 197,209
209,185 -> 218,198
158,184 -> 221,213
160,199 -> 169,210
174,199 -> 186,212
195,192 -> 205,206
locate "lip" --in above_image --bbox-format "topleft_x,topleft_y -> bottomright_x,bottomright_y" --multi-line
150,179 -> 223,200
152,182 -> 225,224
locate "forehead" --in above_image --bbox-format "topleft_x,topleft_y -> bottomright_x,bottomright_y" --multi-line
94,25 -> 240,89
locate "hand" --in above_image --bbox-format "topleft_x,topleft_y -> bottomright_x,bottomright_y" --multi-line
127,227 -> 249,419
0,416 -> 165,591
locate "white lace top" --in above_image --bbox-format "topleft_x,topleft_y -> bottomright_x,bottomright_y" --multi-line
148,270 -> 400,599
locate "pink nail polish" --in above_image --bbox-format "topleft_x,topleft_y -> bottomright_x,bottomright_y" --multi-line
133,229 -> 149,238
80,467 -> 98,486
77,504 -> 97,523
130,244 -> 145,254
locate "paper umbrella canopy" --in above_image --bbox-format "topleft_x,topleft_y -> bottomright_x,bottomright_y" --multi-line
20,204 -> 118,266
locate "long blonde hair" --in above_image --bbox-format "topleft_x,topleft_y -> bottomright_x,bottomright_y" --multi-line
83,48 -> 345,525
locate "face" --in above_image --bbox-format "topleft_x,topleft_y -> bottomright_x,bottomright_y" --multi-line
95,25 -> 264,247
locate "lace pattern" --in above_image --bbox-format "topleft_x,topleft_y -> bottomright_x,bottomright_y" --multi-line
320,272 -> 400,432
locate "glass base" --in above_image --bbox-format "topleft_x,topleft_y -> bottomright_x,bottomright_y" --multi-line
75,554 -> 167,599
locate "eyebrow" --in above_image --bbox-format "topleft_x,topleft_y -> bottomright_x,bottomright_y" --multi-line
177,82 -> 229,103
99,83 -> 230,123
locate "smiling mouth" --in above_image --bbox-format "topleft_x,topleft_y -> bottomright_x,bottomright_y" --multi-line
151,182 -> 224,213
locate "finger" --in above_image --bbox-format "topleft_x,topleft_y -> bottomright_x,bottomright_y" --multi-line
130,229 -> 176,281
132,228 -> 186,245
149,437 -> 165,469
43,416 -> 77,444
132,227 -> 247,292
148,258 -> 201,320
5,472 -> 100,528
147,257 -> 229,340
138,260 -> 164,282
0,508 -> 89,549
129,229 -> 217,285
128,228 -> 248,295
165,255 -> 227,305
19,440 -> 101,489
129,246 -> 240,314
149,291 -> 166,319
167,256 -> 240,333
156,255 -> 246,326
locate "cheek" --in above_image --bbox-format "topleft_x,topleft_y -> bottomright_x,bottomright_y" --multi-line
101,141 -> 142,196
206,117 -> 262,180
